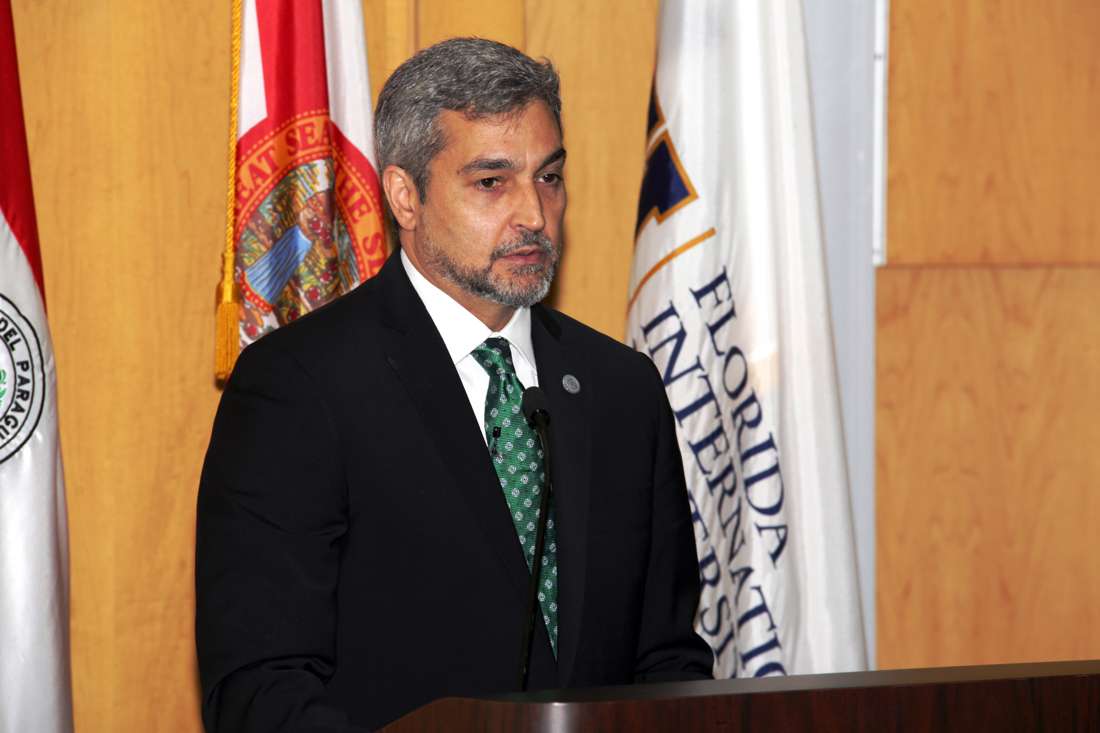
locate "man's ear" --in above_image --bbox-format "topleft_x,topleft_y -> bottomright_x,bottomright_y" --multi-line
382,166 -> 420,232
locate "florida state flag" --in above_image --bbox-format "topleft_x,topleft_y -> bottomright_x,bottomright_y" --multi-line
0,1 -> 74,729
217,0 -> 386,377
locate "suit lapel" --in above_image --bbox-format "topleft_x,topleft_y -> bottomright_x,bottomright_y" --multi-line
530,306 -> 591,687
376,256 -> 535,608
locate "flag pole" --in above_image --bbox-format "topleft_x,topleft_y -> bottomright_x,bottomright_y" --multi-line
216,0 -> 243,381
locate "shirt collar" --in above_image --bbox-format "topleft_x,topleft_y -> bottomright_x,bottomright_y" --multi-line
401,248 -> 536,368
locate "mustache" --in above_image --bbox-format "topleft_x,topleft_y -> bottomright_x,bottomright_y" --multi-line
490,230 -> 556,262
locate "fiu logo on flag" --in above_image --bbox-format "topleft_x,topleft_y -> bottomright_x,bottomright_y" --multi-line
636,83 -> 698,238
629,81 -> 791,679
0,295 -> 45,464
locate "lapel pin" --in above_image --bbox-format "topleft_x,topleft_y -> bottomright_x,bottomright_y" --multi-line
562,374 -> 580,394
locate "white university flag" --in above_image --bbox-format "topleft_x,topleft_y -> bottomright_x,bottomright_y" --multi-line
626,0 -> 867,678
0,0 -> 73,727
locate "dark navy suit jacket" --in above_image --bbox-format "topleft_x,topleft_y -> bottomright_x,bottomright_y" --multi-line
195,252 -> 713,732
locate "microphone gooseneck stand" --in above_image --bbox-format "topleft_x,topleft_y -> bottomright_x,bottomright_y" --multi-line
516,386 -> 554,692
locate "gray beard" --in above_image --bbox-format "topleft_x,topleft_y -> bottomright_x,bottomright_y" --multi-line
420,229 -> 560,309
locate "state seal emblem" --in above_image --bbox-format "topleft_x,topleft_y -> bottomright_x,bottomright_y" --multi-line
232,112 -> 387,347
0,294 -> 45,464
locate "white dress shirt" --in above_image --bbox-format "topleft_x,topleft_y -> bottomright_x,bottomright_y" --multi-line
401,250 -> 539,445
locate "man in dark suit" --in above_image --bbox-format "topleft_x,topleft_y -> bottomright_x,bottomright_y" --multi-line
196,38 -> 712,732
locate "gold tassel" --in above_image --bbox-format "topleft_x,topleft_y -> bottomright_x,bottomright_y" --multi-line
216,0 -> 244,382
214,253 -> 239,382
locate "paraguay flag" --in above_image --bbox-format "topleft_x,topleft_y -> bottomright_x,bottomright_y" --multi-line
0,0 -> 74,729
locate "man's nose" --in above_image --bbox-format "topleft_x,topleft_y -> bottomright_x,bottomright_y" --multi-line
511,180 -> 546,232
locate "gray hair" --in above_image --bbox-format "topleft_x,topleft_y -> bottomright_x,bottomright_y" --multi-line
374,38 -> 562,206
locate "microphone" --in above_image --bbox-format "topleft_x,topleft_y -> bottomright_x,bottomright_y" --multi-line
516,386 -> 554,692
521,386 -> 550,431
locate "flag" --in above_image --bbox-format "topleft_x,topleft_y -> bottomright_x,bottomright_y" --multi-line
0,0 -> 74,729
626,0 -> 867,678
216,0 -> 387,378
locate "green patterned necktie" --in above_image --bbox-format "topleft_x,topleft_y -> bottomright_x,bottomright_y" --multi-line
472,337 -> 558,659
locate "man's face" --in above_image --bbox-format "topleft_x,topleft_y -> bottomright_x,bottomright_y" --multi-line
413,100 -> 566,310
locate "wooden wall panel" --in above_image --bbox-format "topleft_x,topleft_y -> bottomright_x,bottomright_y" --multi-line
362,0 -> 392,102
526,0 -> 658,339
877,266 -> 1100,668
418,0 -> 525,52
362,0 -> 415,104
888,0 -> 1100,265
14,6 -> 117,729
13,0 -> 227,730
882,0 -> 1100,671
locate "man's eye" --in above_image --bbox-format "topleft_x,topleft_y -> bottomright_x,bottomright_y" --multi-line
540,173 -> 562,184
476,178 -> 499,189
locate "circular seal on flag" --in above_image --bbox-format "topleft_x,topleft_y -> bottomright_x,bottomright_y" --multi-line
0,294 -> 46,464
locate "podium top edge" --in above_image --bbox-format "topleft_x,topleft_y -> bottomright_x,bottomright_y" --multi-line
476,659 -> 1100,704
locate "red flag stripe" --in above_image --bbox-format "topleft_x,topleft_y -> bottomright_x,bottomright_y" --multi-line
0,0 -> 45,298
256,0 -> 329,128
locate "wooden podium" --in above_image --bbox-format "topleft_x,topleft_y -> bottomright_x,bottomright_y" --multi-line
380,659 -> 1100,732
